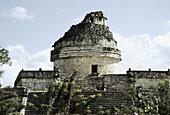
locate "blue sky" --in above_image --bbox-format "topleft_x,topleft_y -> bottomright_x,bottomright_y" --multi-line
1,0 -> 170,86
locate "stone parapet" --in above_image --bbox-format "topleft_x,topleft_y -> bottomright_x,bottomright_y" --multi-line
127,69 -> 170,89
127,69 -> 170,79
14,69 -> 59,91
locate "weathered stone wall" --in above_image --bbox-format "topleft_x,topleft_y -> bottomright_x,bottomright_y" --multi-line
135,78 -> 160,89
15,69 -> 170,92
103,74 -> 130,90
54,56 -> 119,76
127,69 -> 170,89
17,78 -> 55,91
15,70 -> 58,91
73,74 -> 130,91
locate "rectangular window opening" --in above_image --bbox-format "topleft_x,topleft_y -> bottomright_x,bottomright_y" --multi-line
92,65 -> 98,74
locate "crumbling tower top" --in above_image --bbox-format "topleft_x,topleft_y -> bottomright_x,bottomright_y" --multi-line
82,11 -> 107,25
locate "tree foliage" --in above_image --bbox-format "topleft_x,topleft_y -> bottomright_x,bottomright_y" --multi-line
0,46 -> 12,77
42,71 -> 102,115
113,74 -> 170,115
0,46 -> 23,114
156,74 -> 170,114
0,85 -> 23,115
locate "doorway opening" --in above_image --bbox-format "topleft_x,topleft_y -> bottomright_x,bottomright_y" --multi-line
92,65 -> 98,75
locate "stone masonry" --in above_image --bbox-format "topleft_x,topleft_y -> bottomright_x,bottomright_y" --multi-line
14,11 -> 170,115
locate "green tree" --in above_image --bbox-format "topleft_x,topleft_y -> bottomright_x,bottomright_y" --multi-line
112,74 -> 170,115
0,86 -> 24,115
156,74 -> 170,114
43,71 -> 102,115
112,87 -> 159,115
0,46 -> 23,115
0,46 -> 12,77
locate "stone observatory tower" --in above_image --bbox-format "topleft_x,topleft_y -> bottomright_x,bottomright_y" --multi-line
51,11 -> 121,76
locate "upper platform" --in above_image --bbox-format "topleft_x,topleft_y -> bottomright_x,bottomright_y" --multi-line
51,11 -> 121,61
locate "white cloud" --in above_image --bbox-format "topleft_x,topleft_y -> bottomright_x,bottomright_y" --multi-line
168,20 -> 170,26
1,6 -> 34,20
114,32 -> 170,73
164,20 -> 170,27
0,45 -> 52,86
153,32 -> 170,47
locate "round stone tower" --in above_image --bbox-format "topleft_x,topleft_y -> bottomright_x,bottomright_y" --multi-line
51,11 -> 121,76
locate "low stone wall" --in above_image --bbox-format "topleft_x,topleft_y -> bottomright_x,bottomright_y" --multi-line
17,78 -> 55,91
127,69 -> 170,89
14,70 -> 58,91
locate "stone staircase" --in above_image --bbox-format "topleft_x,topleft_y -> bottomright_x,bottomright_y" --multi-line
24,91 -> 126,115
80,91 -> 126,111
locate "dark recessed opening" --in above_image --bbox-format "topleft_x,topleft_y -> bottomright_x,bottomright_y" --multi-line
90,17 -> 94,23
92,65 -> 98,74
99,17 -> 102,21
96,81 -> 104,91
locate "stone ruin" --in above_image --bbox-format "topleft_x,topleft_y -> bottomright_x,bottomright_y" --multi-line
13,11 -> 170,115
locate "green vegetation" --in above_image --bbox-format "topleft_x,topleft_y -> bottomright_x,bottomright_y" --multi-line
156,74 -> 170,114
0,46 -> 23,115
29,72 -> 169,115
42,71 -> 102,115
112,74 -> 170,115
0,46 -> 12,77
0,85 -> 23,115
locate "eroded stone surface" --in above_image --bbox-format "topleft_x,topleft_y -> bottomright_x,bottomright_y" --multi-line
13,11 -> 170,114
